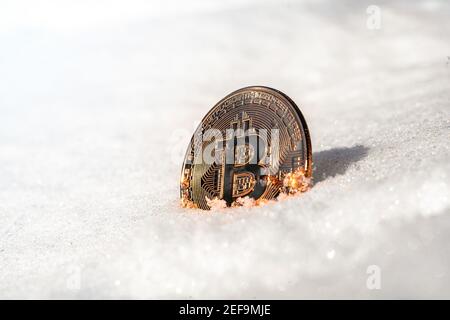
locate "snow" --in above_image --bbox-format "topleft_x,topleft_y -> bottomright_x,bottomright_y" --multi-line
0,0 -> 449,299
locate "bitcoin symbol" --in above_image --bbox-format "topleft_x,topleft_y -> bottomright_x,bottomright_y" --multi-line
220,118 -> 268,206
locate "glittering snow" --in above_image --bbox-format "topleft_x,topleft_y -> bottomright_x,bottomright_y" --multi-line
0,0 -> 449,299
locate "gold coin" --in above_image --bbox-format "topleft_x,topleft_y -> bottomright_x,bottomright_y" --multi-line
180,86 -> 312,210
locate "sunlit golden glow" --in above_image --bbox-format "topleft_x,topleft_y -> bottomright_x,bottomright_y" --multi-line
281,167 -> 311,194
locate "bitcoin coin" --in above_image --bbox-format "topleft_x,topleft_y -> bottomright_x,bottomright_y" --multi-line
180,86 -> 312,210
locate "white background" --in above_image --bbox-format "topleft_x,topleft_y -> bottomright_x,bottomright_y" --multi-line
0,0 -> 449,298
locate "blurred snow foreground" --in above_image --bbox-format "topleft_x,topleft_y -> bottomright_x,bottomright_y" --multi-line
0,0 -> 449,299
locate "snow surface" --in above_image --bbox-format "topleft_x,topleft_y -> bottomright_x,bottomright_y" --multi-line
0,0 -> 449,299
